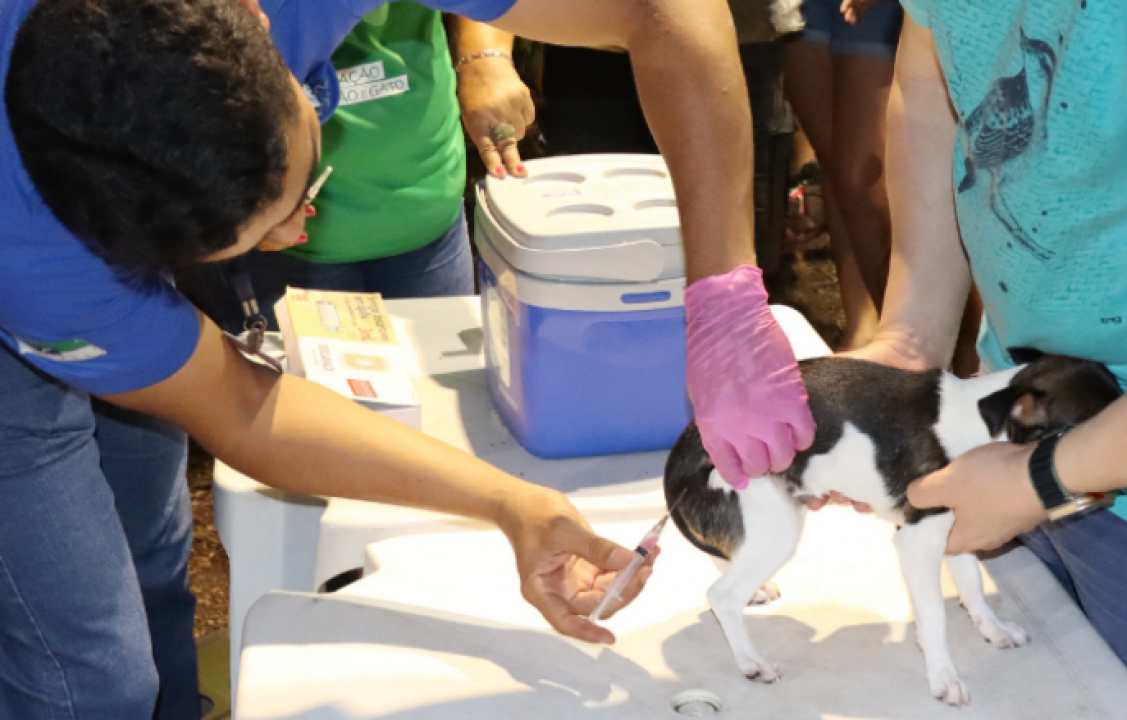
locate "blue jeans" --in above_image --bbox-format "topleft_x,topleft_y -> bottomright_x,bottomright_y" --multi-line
0,343 -> 197,719
1020,510 -> 1127,665
179,209 -> 475,334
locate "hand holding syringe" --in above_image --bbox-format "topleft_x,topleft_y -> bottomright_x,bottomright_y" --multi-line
588,489 -> 687,625
588,512 -> 671,623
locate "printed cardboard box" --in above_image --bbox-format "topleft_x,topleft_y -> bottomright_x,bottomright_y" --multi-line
276,288 -> 421,429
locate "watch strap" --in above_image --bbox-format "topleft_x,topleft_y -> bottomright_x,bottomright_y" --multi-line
1028,428 -> 1074,513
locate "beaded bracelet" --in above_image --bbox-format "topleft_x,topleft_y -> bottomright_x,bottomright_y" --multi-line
454,49 -> 513,73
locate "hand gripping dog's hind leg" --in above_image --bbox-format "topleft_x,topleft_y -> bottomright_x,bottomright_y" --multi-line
707,477 -> 804,683
894,512 -> 971,707
944,553 -> 1029,649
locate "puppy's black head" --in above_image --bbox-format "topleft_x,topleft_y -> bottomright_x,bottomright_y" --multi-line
978,353 -> 1123,444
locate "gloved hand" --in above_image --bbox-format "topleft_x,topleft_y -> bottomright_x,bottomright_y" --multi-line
685,265 -> 816,488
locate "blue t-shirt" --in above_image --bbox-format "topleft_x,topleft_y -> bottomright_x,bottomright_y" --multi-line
901,0 -> 1127,521
0,0 -> 514,395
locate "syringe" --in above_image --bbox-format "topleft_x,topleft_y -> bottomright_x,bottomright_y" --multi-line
589,491 -> 685,624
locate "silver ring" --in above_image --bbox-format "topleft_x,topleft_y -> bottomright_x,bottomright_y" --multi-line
491,122 -> 516,143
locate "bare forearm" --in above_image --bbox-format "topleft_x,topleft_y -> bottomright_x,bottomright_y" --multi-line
1055,396 -> 1127,495
107,316 -> 529,526
627,2 -> 755,280
875,18 -> 969,368
492,0 -> 756,280
447,15 -> 515,57
217,373 -> 524,521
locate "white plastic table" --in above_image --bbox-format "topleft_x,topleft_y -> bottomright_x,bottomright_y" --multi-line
213,296 -> 831,692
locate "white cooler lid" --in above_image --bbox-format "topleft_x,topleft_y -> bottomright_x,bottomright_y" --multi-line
483,154 -> 683,252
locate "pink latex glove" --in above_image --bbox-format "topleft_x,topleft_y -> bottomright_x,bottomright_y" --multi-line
685,265 -> 816,488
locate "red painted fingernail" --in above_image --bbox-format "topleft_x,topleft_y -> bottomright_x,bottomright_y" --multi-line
494,167 -> 506,178
305,204 -> 316,217
516,165 -> 526,174
295,233 -> 308,244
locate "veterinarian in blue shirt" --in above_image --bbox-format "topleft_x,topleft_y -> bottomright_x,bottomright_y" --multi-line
851,0 -> 1127,666
0,0 -> 797,715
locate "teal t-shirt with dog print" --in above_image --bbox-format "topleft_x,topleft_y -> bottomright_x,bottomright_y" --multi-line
900,0 -> 1127,521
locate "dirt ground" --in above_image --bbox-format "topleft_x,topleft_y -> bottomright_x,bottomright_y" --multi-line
187,442 -> 227,639
184,231 -> 847,638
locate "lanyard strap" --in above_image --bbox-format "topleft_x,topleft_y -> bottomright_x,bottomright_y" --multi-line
228,256 -> 268,353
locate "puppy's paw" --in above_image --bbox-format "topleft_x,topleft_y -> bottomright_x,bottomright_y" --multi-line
748,582 -> 781,606
928,666 -> 970,707
739,659 -> 780,684
978,618 -> 1029,649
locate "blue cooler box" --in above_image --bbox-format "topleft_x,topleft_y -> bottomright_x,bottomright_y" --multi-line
474,155 -> 692,458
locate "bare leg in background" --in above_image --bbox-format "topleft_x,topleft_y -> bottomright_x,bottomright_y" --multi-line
785,40 -> 881,350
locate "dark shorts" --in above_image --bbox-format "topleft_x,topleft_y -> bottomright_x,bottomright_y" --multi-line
798,0 -> 903,59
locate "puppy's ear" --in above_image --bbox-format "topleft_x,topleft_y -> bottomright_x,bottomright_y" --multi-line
1008,347 -> 1044,365
978,387 -> 1022,437
1009,393 -> 1047,425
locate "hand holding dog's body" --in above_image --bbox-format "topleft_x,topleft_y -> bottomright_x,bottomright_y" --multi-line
913,389 -> 1127,554
909,443 -> 1045,554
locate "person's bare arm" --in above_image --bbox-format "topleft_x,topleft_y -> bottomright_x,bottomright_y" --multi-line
488,0 -> 755,281
109,314 -> 520,515
851,16 -> 969,370
103,311 -> 650,642
1056,399 -> 1127,495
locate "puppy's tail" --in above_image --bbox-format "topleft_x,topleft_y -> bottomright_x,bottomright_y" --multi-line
664,422 -> 745,561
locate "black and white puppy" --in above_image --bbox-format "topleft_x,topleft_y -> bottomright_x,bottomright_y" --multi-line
665,354 -> 1121,706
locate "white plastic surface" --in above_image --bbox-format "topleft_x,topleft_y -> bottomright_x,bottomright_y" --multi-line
213,297 -> 830,693
477,155 -> 685,283
237,511 -> 1127,720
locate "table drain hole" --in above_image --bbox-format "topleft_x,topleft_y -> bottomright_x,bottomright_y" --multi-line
671,690 -> 722,716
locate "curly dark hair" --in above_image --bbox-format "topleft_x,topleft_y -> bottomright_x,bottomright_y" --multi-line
6,0 -> 299,275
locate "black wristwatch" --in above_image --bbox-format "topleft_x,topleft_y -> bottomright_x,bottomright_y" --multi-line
1028,427 -> 1116,521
